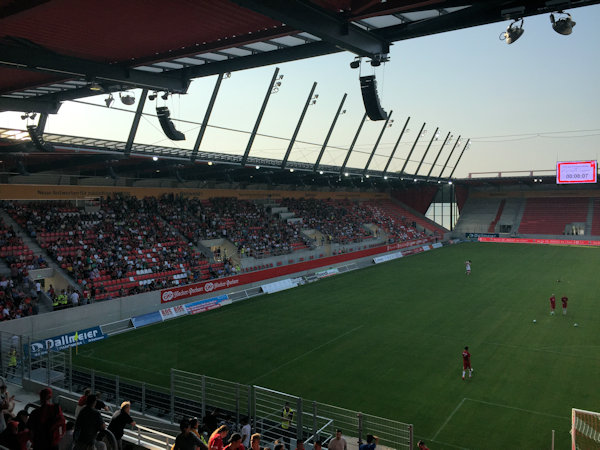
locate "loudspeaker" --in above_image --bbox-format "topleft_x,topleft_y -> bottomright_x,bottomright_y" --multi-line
156,106 -> 185,141
27,125 -> 54,151
359,75 -> 388,121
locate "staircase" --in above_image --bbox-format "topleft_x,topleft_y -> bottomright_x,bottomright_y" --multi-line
488,199 -> 506,233
585,198 -> 594,236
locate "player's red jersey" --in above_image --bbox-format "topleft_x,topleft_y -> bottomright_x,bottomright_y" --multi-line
550,295 -> 556,308
462,350 -> 471,369
561,296 -> 568,307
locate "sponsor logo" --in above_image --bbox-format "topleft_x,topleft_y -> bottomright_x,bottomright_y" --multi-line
29,326 -> 106,357
204,282 -> 214,292
162,291 -> 174,302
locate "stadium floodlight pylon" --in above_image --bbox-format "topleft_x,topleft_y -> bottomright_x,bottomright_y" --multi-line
572,408 -> 600,450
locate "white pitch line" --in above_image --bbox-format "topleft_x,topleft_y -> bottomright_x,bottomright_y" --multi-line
465,398 -> 569,420
432,397 -> 466,441
249,325 -> 364,384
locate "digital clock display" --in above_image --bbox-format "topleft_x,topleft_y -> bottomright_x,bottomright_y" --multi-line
556,161 -> 597,184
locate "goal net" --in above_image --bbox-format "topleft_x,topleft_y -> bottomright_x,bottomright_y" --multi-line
572,408 -> 600,450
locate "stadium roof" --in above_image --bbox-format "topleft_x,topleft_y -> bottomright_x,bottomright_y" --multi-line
2,0 -> 599,114
0,0 -> 598,186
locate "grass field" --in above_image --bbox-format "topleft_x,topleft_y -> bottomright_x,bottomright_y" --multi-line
73,243 -> 600,450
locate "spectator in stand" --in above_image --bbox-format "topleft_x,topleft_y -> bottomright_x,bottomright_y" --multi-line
58,421 -> 75,450
174,418 -> 198,450
359,435 -> 378,450
74,394 -> 106,450
190,417 -> 208,450
75,388 -> 91,417
107,401 -> 136,450
249,433 -> 261,450
209,425 -> 229,450
27,388 -> 66,450
328,430 -> 347,450
94,392 -> 110,413
240,417 -> 251,449
224,433 -> 243,450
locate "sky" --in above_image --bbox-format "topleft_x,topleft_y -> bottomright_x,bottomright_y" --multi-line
1,4 -> 599,179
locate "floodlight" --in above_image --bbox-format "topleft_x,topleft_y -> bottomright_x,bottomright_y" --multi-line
350,58 -> 361,69
319,170 -> 324,175
500,19 -> 524,44
148,92 -> 157,101
161,92 -> 169,100
152,156 -> 158,162
104,94 -> 114,108
550,12 -> 575,35
120,93 -> 135,105
289,168 -> 294,172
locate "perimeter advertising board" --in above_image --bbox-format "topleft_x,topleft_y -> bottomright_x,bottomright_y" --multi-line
29,326 -> 106,357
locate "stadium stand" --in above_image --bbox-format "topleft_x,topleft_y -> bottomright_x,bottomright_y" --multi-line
454,197 -> 503,234
370,199 -> 445,238
0,195 -> 434,304
591,198 -> 600,236
518,197 -> 589,235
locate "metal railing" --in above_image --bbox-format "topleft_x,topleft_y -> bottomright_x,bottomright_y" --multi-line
4,331 -> 413,450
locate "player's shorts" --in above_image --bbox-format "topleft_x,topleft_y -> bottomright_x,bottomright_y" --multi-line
463,362 -> 471,370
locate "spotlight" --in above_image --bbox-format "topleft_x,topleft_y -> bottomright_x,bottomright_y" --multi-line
344,172 -> 349,177
224,72 -> 231,79
350,58 -> 361,69
161,92 -> 169,100
319,170 -> 324,175
370,59 -> 381,67
30,113 -> 37,120
255,165 -> 260,169
148,92 -> 157,101
152,156 -> 158,162
120,93 -> 135,105
500,19 -> 524,44
20,114 -> 28,120
207,161 -> 213,166
551,12 -> 575,35
366,175 -> 370,179
384,176 -> 388,180
448,181 -> 453,185
104,94 -> 114,108
289,168 -> 294,172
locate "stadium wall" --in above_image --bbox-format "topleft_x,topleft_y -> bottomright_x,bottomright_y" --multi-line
0,184 -> 390,201
0,239 -> 432,340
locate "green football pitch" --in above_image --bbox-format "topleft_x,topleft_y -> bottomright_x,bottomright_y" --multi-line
73,242 -> 600,450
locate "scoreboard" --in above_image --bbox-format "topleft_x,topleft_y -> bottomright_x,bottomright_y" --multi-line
556,160 -> 597,184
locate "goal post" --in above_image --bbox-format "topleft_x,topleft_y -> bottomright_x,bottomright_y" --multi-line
572,408 -> 600,450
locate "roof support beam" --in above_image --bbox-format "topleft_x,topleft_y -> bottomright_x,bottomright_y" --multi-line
363,110 -> 393,175
448,139 -> 470,179
124,89 -> 148,156
414,126 -> 438,176
426,131 -> 451,181
340,113 -> 367,175
399,122 -> 425,176
0,96 -> 61,114
281,81 -> 317,170
191,73 -> 224,162
0,41 -> 190,94
241,67 -> 280,167
438,135 -> 461,178
230,0 -> 390,58
383,116 -> 410,176
314,93 -> 347,172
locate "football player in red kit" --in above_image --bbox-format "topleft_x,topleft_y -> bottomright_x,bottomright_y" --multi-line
549,294 -> 556,315
462,346 -> 473,380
